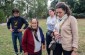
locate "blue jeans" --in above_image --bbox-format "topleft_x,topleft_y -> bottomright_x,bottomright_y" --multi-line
12,32 -> 22,53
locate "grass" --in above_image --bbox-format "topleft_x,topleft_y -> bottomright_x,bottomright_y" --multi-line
0,19 -> 85,55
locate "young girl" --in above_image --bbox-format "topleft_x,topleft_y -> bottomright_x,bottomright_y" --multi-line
46,8 -> 57,55
53,30 -> 61,43
49,30 -> 61,48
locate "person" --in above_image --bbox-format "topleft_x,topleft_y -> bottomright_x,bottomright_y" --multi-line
22,18 -> 45,55
7,8 -> 28,55
52,30 -> 61,43
46,8 -> 57,55
54,2 -> 78,55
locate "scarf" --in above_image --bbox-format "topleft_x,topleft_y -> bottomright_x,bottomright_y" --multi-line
29,27 -> 40,42
54,14 -> 68,33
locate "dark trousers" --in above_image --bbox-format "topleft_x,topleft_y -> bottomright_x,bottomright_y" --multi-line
53,43 -> 62,55
46,30 -> 72,55
46,31 -> 52,55
54,43 -> 72,55
12,32 -> 22,53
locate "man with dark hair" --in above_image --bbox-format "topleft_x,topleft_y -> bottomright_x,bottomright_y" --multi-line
7,8 -> 28,55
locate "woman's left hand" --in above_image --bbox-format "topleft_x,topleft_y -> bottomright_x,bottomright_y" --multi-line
42,45 -> 45,50
71,51 -> 78,55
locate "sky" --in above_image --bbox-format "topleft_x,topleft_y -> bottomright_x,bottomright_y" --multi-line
47,0 -> 53,8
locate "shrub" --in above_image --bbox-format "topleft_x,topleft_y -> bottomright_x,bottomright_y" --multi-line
72,13 -> 85,18
0,9 -> 6,23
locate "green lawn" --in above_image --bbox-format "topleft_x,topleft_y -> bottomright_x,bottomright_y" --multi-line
0,19 -> 85,55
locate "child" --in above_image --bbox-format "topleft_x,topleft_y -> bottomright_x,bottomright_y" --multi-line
53,30 -> 61,43
7,8 -> 28,55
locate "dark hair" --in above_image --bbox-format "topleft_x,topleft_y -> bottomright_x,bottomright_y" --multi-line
56,2 -> 71,16
12,8 -> 19,14
49,8 -> 55,12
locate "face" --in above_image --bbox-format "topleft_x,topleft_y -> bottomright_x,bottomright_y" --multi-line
54,31 -> 59,36
49,10 -> 55,17
56,8 -> 65,18
31,19 -> 38,29
13,12 -> 19,17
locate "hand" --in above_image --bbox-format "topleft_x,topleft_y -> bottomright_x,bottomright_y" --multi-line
18,29 -> 24,32
72,47 -> 77,52
42,44 -> 45,51
71,51 -> 78,55
9,29 -> 13,32
42,45 -> 45,50
71,47 -> 78,55
55,34 -> 61,39
24,52 -> 28,55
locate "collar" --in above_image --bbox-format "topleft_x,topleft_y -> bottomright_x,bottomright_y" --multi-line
57,14 -> 68,21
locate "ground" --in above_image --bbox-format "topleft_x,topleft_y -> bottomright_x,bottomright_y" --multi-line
0,19 -> 85,55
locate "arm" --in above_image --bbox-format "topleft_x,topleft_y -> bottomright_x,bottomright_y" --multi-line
39,27 -> 45,49
70,16 -> 78,51
7,18 -> 11,29
41,29 -> 45,50
7,18 -> 14,32
18,18 -> 28,32
46,17 -> 49,25
22,29 -> 28,53
22,18 -> 29,29
40,27 -> 45,45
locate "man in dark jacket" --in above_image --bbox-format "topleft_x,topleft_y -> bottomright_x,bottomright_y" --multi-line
7,8 -> 28,55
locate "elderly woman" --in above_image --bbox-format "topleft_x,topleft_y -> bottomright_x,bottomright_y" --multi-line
53,2 -> 78,55
22,18 -> 45,55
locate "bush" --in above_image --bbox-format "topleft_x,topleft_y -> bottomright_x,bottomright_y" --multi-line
72,13 -> 85,18
0,9 -> 6,23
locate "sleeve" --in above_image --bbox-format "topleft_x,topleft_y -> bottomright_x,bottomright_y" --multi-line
46,17 -> 51,25
54,18 -> 57,25
7,18 -> 11,29
40,27 -> 45,45
22,18 -> 29,29
22,29 -> 28,53
70,16 -> 79,49
46,17 -> 48,25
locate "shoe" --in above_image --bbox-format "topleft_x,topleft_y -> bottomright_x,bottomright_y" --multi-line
14,53 -> 18,55
15,52 -> 19,55
16,54 -> 18,55
19,52 -> 23,55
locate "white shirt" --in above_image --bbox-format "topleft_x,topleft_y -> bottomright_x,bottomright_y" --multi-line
32,28 -> 41,52
46,15 -> 57,31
